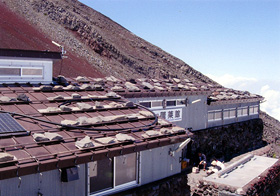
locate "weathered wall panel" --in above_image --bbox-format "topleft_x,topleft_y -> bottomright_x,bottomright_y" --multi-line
0,164 -> 86,196
140,144 -> 181,185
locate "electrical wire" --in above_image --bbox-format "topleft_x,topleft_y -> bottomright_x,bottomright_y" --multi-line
0,100 -> 158,132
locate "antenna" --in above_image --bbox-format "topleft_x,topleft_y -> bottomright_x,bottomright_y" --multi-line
52,41 -> 67,75
52,41 -> 67,56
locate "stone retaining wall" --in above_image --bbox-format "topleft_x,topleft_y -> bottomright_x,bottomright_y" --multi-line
191,119 -> 265,162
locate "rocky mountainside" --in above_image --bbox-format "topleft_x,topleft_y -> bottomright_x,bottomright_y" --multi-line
0,0 -> 218,85
1,0 -> 279,156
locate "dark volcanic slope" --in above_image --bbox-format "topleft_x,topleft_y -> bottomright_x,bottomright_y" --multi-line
0,2 -> 103,78
1,0 -> 217,85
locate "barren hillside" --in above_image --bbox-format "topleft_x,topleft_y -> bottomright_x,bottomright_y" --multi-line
1,0 -> 218,85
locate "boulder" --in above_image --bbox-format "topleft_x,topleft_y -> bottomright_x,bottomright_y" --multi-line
144,130 -> 160,137
95,137 -> 115,144
77,102 -> 93,110
0,96 -> 12,102
76,116 -> 88,125
76,76 -> 88,82
33,133 -> 49,142
95,101 -> 104,109
116,133 -> 135,142
53,85 -> 63,90
111,85 -> 124,91
61,119 -> 78,126
86,117 -> 102,124
75,136 -> 94,149
48,95 -> 64,101
139,111 -> 154,118
125,101 -> 134,107
59,105 -> 72,112
80,84 -> 92,90
160,128 -> 173,134
0,152 -> 15,162
46,107 -> 61,113
39,85 -> 53,91
109,102 -> 123,108
71,93 -> 82,99
172,126 -> 185,133
17,93 -> 30,102
106,92 -> 119,98
44,132 -> 63,141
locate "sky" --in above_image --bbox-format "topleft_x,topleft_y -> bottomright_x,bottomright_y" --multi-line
79,0 -> 280,121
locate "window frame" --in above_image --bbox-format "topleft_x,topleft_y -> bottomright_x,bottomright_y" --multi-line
223,108 -> 236,119
208,110 -> 222,122
88,153 -> 139,196
0,66 -> 44,78
249,105 -> 259,115
237,106 -> 248,117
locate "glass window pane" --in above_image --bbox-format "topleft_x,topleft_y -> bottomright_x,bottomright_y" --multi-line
22,68 -> 42,76
0,68 -> 20,76
176,99 -> 185,106
139,102 -> 151,108
215,111 -> 222,120
208,112 -> 214,121
238,108 -> 242,116
166,100 -> 176,107
249,106 -> 254,114
224,110 -> 230,119
230,109 -> 236,117
89,159 -> 113,193
254,106 -> 259,114
242,107 -> 248,116
115,153 -> 137,186
152,101 -> 162,107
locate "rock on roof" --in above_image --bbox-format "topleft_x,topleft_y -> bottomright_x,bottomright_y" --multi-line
0,77 -> 192,180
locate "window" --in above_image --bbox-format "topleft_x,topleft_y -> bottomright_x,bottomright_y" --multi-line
223,108 -> 236,119
176,99 -> 186,106
0,67 -> 43,77
151,101 -> 162,108
249,105 -> 259,115
22,68 -> 43,76
0,68 -> 21,76
89,153 -> 138,195
208,110 -> 222,121
115,153 -> 137,186
166,100 -> 176,107
139,102 -> 151,108
89,159 -> 113,193
237,107 -> 248,117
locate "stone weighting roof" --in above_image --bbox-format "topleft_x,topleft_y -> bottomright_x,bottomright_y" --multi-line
0,75 -> 192,180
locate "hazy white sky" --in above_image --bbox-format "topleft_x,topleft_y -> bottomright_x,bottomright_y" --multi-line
79,0 -> 280,120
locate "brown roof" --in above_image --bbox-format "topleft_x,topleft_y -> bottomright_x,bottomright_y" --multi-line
208,87 -> 264,105
0,48 -> 62,59
60,76 -> 263,103
0,76 -> 192,180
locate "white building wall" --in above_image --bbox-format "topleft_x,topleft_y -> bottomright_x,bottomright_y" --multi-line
0,58 -> 53,84
140,144 -> 181,185
0,164 -> 86,196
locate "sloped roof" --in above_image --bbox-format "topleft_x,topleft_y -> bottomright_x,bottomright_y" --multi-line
55,76 -> 263,103
0,76 -> 191,180
0,48 -> 62,59
208,87 -> 264,105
